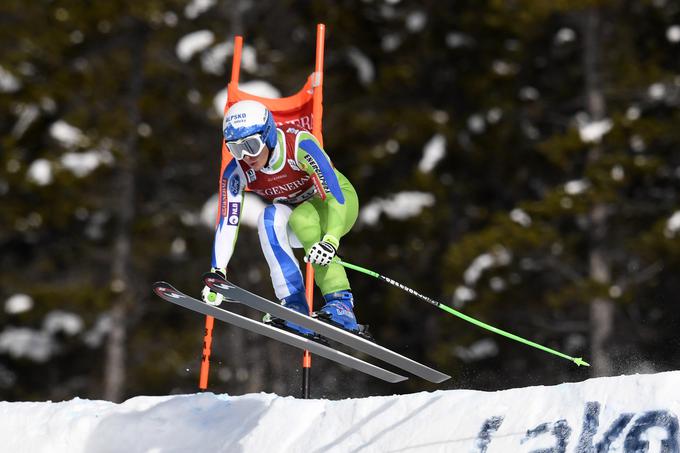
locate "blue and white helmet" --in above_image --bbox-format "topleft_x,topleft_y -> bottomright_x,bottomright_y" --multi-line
223,100 -> 277,150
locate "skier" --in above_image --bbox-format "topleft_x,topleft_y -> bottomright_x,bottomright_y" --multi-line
201,100 -> 361,336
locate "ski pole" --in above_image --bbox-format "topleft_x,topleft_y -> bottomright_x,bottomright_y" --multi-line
334,257 -> 590,367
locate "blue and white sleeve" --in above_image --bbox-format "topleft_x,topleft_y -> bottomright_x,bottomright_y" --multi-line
296,132 -> 345,205
211,159 -> 246,270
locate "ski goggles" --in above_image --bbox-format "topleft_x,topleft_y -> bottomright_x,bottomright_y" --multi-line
225,134 -> 266,160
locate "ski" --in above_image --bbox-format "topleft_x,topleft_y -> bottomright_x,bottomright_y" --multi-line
153,282 -> 408,384
203,273 -> 451,384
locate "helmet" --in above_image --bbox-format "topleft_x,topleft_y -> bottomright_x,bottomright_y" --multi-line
223,100 -> 277,152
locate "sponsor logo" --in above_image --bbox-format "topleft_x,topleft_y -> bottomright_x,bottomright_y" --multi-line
220,178 -> 229,216
282,115 -> 313,130
228,113 -> 247,122
229,176 -> 240,196
246,169 -> 256,183
275,186 -> 316,204
227,202 -> 240,225
475,403 -> 680,453
261,176 -> 311,198
303,154 -> 329,194
156,287 -> 182,299
288,159 -> 301,171
311,173 -> 327,200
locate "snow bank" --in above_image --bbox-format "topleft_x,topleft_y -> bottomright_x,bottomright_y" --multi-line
1,371 -> 679,452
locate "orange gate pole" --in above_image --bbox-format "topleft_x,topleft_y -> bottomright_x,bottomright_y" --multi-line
198,35 -> 245,391
302,23 -> 326,399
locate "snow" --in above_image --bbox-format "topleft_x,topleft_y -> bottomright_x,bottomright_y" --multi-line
201,41 -> 231,75
213,87 -> 228,115
50,120 -> 86,147
486,107 -> 503,124
463,247 -> 512,285
347,47 -> 375,86
176,30 -> 215,62
0,310 -> 81,361
445,32 -> 473,48
0,327 -> 53,362
2,372 -> 680,452
564,179 -> 590,195
171,237 -> 187,256
4,294 -> 34,315
405,11 -> 427,33
611,165 -> 625,181
453,285 -> 476,306
239,45 -> 259,73
0,66 -> 21,93
626,105 -> 641,121
12,103 -> 40,138
60,149 -> 114,177
184,0 -> 216,19
43,310 -> 84,336
510,208 -> 532,227
454,338 -> 498,362
578,118 -> 613,143
418,134 -> 446,172
359,191 -> 435,226
668,25 -> 680,43
202,41 -> 257,76
492,60 -> 515,76
519,86 -> 540,101
555,27 -> 576,44
381,33 -> 401,52
665,211 -> 680,238
240,80 -> 282,99
27,159 -> 53,186
468,114 -> 486,133
82,314 -> 112,348
648,83 -> 666,100
213,81 -> 281,117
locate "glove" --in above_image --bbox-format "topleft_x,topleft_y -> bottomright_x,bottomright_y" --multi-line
201,268 -> 226,306
305,235 -> 339,266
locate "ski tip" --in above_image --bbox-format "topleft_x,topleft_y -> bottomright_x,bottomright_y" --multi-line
573,357 -> 590,367
152,281 -> 171,292
202,271 -> 227,282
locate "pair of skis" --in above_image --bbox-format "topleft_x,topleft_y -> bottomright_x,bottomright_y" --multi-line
153,273 -> 450,384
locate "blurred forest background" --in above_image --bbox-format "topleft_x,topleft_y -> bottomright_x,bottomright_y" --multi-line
1,0 -> 680,402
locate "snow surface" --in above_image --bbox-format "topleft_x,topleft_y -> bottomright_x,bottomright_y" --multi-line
1,371 -> 679,452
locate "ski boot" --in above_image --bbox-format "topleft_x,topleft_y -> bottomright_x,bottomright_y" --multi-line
264,292 -> 321,341
315,290 -> 373,340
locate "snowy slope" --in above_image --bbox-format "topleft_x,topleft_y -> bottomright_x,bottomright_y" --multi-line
0,371 -> 678,453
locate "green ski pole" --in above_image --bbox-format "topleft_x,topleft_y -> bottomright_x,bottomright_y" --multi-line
334,257 -> 589,367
